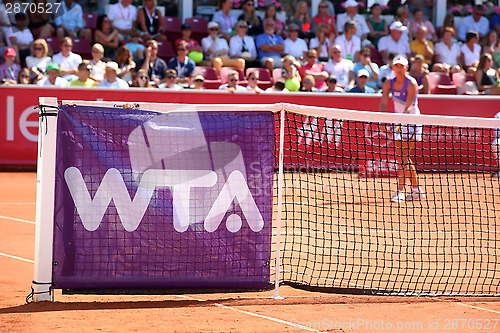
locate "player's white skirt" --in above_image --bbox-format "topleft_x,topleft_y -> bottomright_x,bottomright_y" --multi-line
394,124 -> 423,141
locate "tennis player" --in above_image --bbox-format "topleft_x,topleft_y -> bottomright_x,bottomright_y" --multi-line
379,55 -> 425,203
491,112 -> 500,177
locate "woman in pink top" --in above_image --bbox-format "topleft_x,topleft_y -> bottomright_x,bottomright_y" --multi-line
264,4 -> 284,37
313,1 -> 336,35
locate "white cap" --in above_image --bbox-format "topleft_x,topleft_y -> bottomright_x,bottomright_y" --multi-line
392,55 -> 408,67
389,21 -> 407,32
344,0 -> 359,8
357,69 -> 370,77
106,61 -> 119,71
207,21 -> 219,29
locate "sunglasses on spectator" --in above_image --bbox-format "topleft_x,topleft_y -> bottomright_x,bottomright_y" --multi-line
307,54 -> 316,58
249,77 -> 258,80
238,25 -> 247,28
20,74 -> 29,78
63,44 -> 72,47
139,76 -> 147,79
194,79 -> 203,82
229,78 -> 238,82
34,46 -> 44,51
303,80 -> 312,84
167,75 -> 176,79
362,53 -> 370,57
177,48 -> 187,51
210,28 -> 219,31
92,49 -> 101,53
332,50 -> 341,54
359,76 -> 368,79
246,2 -> 254,6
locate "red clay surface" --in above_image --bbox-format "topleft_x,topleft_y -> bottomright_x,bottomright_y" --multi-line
1,172 -> 499,333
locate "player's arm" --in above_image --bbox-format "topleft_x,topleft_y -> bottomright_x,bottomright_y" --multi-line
404,79 -> 418,114
379,79 -> 391,131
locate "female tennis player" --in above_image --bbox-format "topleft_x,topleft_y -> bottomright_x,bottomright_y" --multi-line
379,55 -> 425,203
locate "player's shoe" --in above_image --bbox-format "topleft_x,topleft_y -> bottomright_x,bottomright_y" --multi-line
405,189 -> 426,201
492,171 -> 500,178
391,191 -> 406,203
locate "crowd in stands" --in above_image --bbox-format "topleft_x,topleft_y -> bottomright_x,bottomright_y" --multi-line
1,0 -> 500,95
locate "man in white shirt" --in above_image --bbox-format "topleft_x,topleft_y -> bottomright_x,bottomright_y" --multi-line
283,24 -> 308,60
324,44 -> 355,90
107,0 -> 138,41
378,21 -> 411,64
219,70 -> 246,91
98,61 -> 130,88
334,21 -> 361,62
37,63 -> 69,87
6,13 -> 33,63
336,0 -> 369,42
51,37 -> 82,81
457,5 -> 489,42
229,20 -> 257,61
55,0 -> 92,40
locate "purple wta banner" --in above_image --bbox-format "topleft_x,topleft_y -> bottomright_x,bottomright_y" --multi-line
52,105 -> 274,290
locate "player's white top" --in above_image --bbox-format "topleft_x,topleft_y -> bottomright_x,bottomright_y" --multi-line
390,75 -> 420,115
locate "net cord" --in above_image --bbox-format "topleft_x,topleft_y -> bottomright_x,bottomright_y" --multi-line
271,107 -> 286,299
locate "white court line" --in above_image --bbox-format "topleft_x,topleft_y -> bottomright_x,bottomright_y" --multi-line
174,294 -> 324,333
456,302 -> 500,315
0,215 -> 35,224
0,252 -> 34,263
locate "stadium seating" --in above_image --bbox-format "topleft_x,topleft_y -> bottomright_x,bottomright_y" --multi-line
428,72 -> 457,94
368,46 -> 384,67
45,37 -> 60,55
72,38 -> 92,59
185,17 -> 208,43
164,16 -> 182,43
245,67 -> 273,90
220,67 -> 247,85
194,66 -> 220,89
272,68 -> 282,83
83,13 -> 98,31
156,41 -> 176,62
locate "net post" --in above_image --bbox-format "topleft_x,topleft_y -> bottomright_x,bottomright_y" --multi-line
32,97 -> 58,302
270,105 -> 285,300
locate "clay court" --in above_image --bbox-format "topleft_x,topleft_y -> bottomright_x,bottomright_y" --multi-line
1,171 -> 500,333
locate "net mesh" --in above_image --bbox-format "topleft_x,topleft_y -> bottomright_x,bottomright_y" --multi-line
276,109 -> 500,296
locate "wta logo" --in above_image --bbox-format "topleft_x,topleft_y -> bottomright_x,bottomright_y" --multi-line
64,113 -> 264,233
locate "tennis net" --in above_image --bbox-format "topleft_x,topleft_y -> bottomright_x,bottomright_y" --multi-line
276,105 -> 500,296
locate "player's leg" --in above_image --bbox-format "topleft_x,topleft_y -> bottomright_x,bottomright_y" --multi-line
401,140 -> 425,200
391,140 -> 407,202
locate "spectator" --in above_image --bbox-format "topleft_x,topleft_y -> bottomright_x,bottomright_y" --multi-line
28,0 -> 54,39
51,37 -> 82,81
458,5 -> 489,42
238,0 -> 263,37
281,55 -> 301,82
353,46 -> 379,90
324,75 -> 344,92
69,60 -> 98,87
191,74 -> 205,90
158,68 -> 183,90
441,14 -> 458,41
36,62 -> 69,87
290,0 -> 314,40
348,69 -> 376,93
395,5 -> 411,32
168,40 -> 195,84
299,48 -> 328,90
26,39 -> 51,83
334,21 -> 361,62
175,23 -> 203,54
460,31 -> 481,72
284,24 -> 308,60
55,0 -> 92,41
89,43 -> 106,82
409,7 -> 436,42
137,0 -> 166,42
264,4 -> 285,37
378,21 -> 411,64
492,40 -> 500,69
265,79 -> 289,93
324,44 -> 355,90
409,26 -> 434,66
433,27 -> 462,75
108,0 -> 138,41
126,28 -> 146,63
202,21 -> 245,75
474,53 -> 500,95
300,74 -> 320,92
408,0 -> 433,20
0,2 -> 11,38
336,0 -> 370,42
98,61 -> 130,88
255,18 -> 285,73
309,23 -> 335,62
17,68 -> 30,85
245,70 -> 264,93
116,45 -> 136,83
482,31 -> 499,56
137,39 -> 168,86
213,0 -> 238,41
94,14 -> 120,60
409,55 -> 429,94
6,13 -> 33,63
491,12 -> 500,37
313,1 -> 336,36
229,20 -> 257,62
219,69 -> 246,91
131,69 -> 153,87
0,48 -> 20,85
366,3 -> 389,48
378,52 -> 396,88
